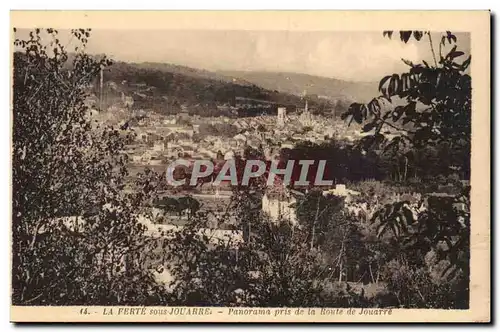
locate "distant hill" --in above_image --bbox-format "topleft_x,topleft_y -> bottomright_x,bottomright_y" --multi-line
93,61 -> 340,117
134,62 -> 254,86
218,71 -> 379,104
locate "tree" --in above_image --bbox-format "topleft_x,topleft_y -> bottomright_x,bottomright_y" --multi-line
295,190 -> 344,249
342,31 -> 471,179
156,190 -> 368,307
342,31 -> 471,308
12,28 -> 162,305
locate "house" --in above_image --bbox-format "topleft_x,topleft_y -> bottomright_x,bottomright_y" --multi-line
281,141 -> 294,149
167,147 -> 184,159
261,188 -> 298,226
224,151 -> 235,160
277,107 -> 287,127
123,95 -> 134,108
137,215 -> 244,248
148,158 -> 163,166
322,184 -> 360,203
233,133 -> 247,142
140,151 -> 152,163
163,118 -> 177,125
153,141 -> 165,152
131,155 -> 142,163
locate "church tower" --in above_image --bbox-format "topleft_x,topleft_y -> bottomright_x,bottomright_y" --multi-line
277,107 -> 286,127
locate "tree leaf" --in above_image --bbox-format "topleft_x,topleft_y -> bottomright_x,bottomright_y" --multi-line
353,110 -> 363,124
449,51 -> 464,59
461,55 -> 471,70
392,106 -> 404,121
391,223 -> 400,238
446,31 -> 457,44
403,101 -> 417,116
413,31 -> 423,41
388,74 -> 400,97
362,122 -> 377,133
383,31 -> 393,39
378,75 -> 392,95
401,58 -> 414,67
377,223 -> 388,238
368,98 -> 381,115
445,45 -> 457,59
399,31 -> 412,43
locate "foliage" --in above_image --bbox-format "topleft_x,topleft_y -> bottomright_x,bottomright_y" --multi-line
12,28 -> 161,305
284,137 -> 468,185
295,190 -> 345,249
154,195 -> 201,218
381,259 -> 468,308
12,28 -> 472,309
140,191 -> 336,307
342,30 -> 471,179
337,30 -> 471,308
156,30 -> 472,309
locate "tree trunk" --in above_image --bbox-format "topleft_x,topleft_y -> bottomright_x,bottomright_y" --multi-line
310,196 -> 320,250
404,156 -> 408,182
369,263 -> 375,283
248,219 -> 251,243
310,226 -> 316,251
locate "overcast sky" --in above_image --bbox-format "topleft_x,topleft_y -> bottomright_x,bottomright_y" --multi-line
16,29 -> 471,82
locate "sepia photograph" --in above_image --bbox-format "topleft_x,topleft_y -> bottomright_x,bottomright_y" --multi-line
9,10 -> 490,323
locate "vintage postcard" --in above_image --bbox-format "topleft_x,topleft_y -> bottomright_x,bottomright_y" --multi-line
10,10 -> 490,323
